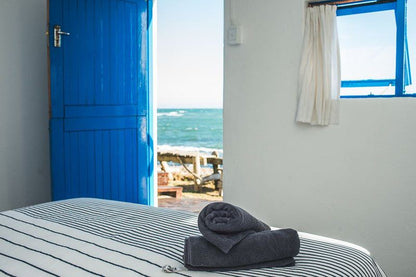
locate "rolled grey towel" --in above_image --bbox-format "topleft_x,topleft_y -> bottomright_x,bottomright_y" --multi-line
198,202 -> 270,253
183,228 -> 300,271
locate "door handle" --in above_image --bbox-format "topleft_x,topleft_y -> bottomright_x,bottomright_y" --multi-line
54,25 -> 70,48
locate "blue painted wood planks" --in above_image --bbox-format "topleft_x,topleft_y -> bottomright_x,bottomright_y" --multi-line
49,0 -> 153,205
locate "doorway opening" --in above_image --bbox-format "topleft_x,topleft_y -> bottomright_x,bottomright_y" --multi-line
156,0 -> 224,213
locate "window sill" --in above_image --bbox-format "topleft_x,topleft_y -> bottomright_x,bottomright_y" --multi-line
341,94 -> 416,99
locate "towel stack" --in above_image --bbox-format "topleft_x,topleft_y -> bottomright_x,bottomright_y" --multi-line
183,202 -> 300,271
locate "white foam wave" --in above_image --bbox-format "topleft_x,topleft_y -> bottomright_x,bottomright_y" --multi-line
157,144 -> 223,156
157,111 -> 184,117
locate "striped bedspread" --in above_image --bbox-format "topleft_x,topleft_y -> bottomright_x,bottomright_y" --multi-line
0,198 -> 385,277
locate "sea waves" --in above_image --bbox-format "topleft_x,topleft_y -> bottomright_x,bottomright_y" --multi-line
157,108 -> 223,151
157,110 -> 185,117
157,144 -> 223,157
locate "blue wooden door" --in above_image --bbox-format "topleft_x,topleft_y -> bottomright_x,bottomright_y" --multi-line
49,0 -> 154,205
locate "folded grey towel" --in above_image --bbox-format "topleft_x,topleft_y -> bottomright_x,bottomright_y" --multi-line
198,202 -> 270,253
183,228 -> 300,271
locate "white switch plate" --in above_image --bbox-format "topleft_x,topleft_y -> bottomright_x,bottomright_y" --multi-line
227,25 -> 242,45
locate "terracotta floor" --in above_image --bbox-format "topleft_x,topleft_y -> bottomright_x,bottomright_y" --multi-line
158,196 -> 219,213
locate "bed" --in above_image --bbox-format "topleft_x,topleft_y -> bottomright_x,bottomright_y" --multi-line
0,198 -> 385,277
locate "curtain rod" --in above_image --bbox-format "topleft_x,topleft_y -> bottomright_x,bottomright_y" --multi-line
308,0 -> 396,8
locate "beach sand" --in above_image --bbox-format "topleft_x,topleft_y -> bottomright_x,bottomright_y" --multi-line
157,165 -> 223,213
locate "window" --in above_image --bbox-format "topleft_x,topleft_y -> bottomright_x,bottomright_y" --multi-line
336,0 -> 414,98
405,0 -> 416,94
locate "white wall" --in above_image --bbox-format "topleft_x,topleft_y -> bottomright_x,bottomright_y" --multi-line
223,1 -> 416,276
0,0 -> 50,211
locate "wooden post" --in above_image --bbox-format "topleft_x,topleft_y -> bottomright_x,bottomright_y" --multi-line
160,161 -> 173,181
218,180 -> 223,197
192,152 -> 201,191
211,151 -> 219,190
213,164 -> 223,197
160,161 -> 169,172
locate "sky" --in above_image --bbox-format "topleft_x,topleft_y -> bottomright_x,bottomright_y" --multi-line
157,0 -> 224,109
157,1 -> 416,104
338,2 -> 416,95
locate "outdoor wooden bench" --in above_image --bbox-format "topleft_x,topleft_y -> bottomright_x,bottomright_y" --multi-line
158,185 -> 183,199
157,150 -> 223,195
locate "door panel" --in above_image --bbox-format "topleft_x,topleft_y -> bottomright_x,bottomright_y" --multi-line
63,129 -> 138,202
49,0 -> 152,205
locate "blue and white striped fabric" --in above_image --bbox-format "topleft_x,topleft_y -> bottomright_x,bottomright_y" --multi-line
0,198 -> 385,277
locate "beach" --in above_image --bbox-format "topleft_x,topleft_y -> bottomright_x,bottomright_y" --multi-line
157,108 -> 223,212
157,163 -> 222,212
157,109 -> 223,212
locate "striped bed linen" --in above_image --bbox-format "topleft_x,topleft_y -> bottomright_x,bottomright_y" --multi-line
0,198 -> 385,277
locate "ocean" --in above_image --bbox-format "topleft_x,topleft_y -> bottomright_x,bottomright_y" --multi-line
157,109 -> 223,155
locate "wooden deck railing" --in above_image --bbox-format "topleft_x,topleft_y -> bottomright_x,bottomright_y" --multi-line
157,150 -> 223,196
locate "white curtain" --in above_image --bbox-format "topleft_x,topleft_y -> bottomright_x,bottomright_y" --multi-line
296,5 -> 341,126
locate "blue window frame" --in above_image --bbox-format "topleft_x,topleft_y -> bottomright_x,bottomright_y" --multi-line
336,0 -> 414,98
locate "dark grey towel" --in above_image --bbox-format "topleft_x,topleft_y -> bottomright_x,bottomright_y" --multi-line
198,202 -> 270,253
183,228 -> 300,271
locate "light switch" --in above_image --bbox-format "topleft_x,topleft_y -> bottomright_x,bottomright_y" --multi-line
227,25 -> 242,45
